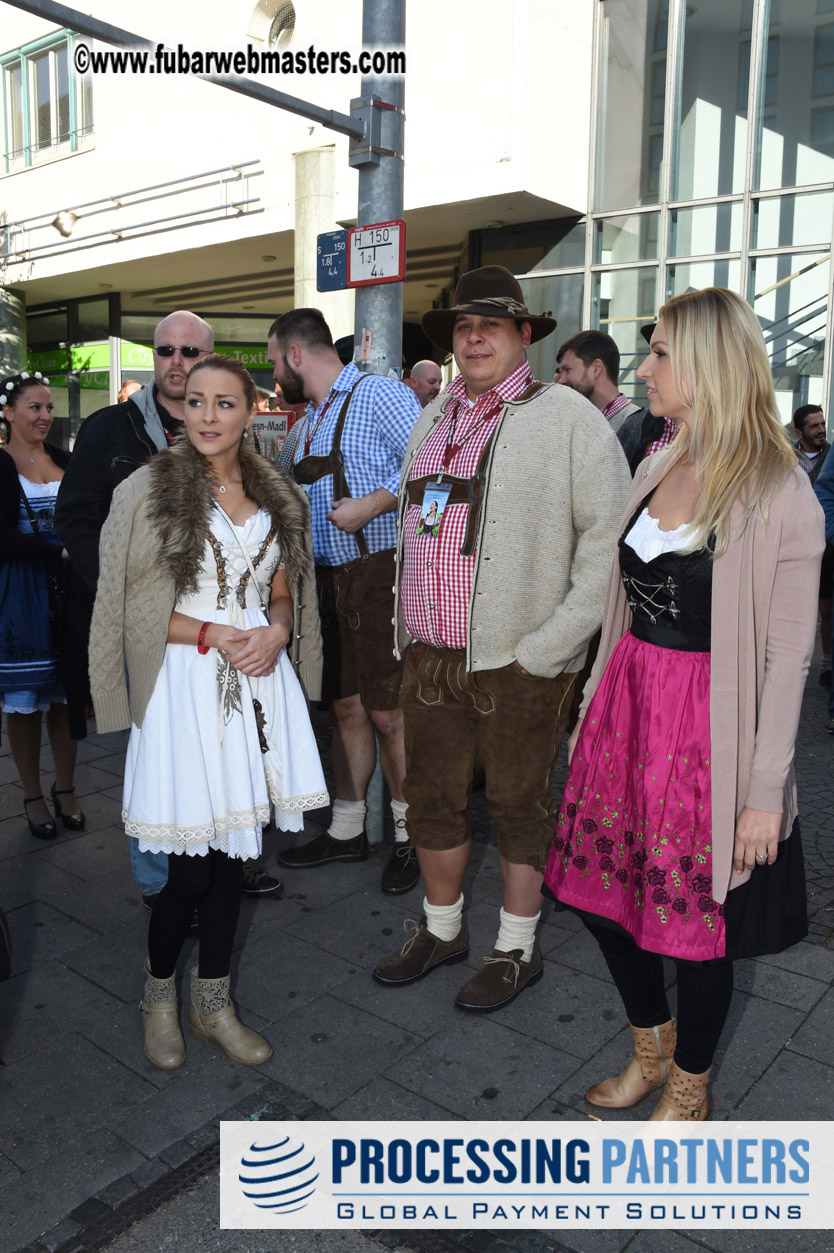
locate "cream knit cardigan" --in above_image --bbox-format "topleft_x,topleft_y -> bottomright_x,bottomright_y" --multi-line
394,383 -> 633,676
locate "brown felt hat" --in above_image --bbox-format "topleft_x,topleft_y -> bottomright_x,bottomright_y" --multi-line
422,265 -> 557,353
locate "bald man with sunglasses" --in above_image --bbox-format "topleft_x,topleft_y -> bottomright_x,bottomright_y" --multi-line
56,310 -> 214,591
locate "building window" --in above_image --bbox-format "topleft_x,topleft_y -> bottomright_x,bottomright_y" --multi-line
2,30 -> 93,172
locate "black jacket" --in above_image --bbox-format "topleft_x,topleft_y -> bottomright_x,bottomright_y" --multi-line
616,406 -> 667,477
54,392 -> 174,592
0,442 -> 91,738
0,442 -> 69,570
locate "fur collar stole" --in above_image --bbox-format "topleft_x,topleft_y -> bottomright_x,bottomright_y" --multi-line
146,436 -> 312,597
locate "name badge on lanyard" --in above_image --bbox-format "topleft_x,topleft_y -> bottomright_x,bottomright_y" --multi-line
416,478 -> 453,539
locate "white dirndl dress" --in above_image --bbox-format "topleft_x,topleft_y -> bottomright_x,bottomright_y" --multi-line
122,506 -> 328,859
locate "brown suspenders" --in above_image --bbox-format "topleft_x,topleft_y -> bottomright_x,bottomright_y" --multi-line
292,376 -> 371,560
406,382 -> 548,556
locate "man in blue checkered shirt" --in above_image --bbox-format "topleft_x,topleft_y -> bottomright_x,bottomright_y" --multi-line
268,309 -> 422,895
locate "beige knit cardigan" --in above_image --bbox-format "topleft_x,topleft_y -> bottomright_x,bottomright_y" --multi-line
89,439 -> 322,733
580,441 -> 825,904
394,383 -> 633,676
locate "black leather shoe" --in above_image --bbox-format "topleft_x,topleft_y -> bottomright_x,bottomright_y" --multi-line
380,842 -> 420,894
241,867 -> 284,897
278,829 -> 369,868
23,796 -> 57,840
50,784 -> 85,831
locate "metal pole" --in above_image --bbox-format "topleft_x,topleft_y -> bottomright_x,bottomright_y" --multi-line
351,0 -> 405,376
3,0 -> 364,139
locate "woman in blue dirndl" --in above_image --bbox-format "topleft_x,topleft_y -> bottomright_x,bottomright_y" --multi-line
0,372 -> 84,839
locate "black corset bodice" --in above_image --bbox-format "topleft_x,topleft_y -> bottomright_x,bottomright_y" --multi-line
618,501 -> 713,652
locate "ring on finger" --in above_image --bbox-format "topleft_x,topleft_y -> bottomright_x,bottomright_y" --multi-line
756,851 -> 768,862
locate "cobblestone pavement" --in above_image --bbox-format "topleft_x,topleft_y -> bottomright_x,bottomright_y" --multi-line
1,660 -> 832,1253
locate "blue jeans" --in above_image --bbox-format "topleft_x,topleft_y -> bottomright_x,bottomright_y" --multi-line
128,838 -> 168,896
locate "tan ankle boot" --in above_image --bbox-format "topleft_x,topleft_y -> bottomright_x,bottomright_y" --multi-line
586,1019 -> 676,1109
649,1060 -> 711,1121
189,969 -> 272,1065
141,959 -> 185,1070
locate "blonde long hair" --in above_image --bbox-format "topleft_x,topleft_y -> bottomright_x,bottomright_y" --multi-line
659,287 -> 797,556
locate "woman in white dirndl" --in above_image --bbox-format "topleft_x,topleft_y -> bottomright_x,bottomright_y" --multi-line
91,353 -> 327,1070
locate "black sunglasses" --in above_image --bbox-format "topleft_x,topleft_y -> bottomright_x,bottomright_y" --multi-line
154,345 -> 209,358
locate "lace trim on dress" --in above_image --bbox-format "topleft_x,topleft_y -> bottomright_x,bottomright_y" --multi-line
268,787 -> 330,812
123,805 -> 271,842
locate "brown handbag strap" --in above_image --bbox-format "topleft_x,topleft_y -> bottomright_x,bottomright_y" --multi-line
293,375 -> 371,559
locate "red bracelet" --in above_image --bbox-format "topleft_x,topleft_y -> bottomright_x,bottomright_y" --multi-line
196,621 -> 211,655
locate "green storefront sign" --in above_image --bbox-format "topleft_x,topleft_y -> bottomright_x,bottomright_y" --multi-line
29,342 -> 270,388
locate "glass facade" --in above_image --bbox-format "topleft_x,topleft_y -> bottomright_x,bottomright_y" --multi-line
495,0 -> 834,413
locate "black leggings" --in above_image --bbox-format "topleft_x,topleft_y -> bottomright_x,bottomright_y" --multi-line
584,918 -> 734,1074
148,849 -> 244,980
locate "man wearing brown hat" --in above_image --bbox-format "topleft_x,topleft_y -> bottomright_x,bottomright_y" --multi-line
373,265 -> 631,1011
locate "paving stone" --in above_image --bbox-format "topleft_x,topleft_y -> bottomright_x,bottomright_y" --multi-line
34,825 -> 132,883
0,1127 -> 144,1251
754,942 -> 834,982
390,1014 -> 579,1120
627,1235 -> 714,1253
0,1033 -> 157,1171
129,1158 -> 168,1189
734,1048 -> 834,1120
2,899 -> 101,975
709,993 -> 806,1119
37,1217 -> 82,1252
487,963 -> 629,1060
104,1057 -> 263,1158
35,866 -> 142,937
327,947 -> 479,1039
186,1124 -> 219,1151
62,918 -> 169,1001
688,1229 -> 834,1252
788,983 -> 834,1062
95,1173 -> 140,1208
0,854 -> 81,914
0,961 -> 122,1064
158,1139 -> 195,1168
285,887 -> 428,963
332,1075 -> 464,1120
553,1231 -> 634,1253
256,992 -> 425,1107
528,1025 -> 649,1124
732,958 -> 826,1012
68,1195 -> 110,1225
232,928 -> 360,1019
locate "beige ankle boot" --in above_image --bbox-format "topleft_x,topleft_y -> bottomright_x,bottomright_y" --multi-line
189,969 -> 272,1065
141,959 -> 185,1070
586,1019 -> 676,1109
649,1060 -> 711,1121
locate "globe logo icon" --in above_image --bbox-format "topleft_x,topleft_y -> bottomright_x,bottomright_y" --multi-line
239,1134 -> 319,1215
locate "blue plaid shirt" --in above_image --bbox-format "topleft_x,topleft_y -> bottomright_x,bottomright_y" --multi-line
290,362 -> 421,566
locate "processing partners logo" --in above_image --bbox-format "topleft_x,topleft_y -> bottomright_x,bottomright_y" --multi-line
238,1133 -> 319,1216
221,1120 -> 834,1230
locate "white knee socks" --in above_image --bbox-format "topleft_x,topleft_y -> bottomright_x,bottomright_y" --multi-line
495,906 -> 540,961
327,798 -> 366,841
424,893 -> 464,941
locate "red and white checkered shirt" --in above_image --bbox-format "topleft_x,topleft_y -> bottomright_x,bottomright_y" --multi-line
401,360 -> 537,650
600,392 -> 631,422
644,416 -> 679,459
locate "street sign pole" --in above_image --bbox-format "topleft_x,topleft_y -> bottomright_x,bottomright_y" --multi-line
349,0 -> 406,377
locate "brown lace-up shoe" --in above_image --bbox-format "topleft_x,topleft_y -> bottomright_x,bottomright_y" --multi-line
373,917 -> 469,986
454,946 -> 543,1012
